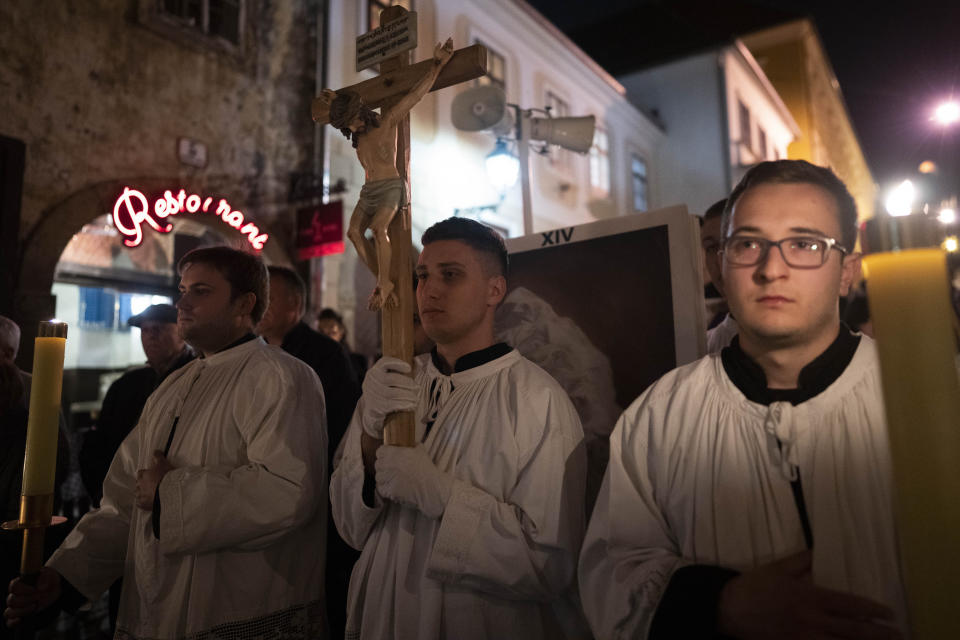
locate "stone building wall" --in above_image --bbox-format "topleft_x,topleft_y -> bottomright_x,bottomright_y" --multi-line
0,0 -> 320,364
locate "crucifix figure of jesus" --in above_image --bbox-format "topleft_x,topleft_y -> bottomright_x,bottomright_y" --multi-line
315,38 -> 454,310
312,6 -> 486,445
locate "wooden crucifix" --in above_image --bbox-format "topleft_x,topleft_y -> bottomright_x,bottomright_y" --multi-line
312,6 -> 487,445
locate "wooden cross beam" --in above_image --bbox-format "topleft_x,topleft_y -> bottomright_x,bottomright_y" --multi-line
314,7 -> 487,446
311,44 -> 487,125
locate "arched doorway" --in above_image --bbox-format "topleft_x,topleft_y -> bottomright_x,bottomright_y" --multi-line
14,178 -> 289,366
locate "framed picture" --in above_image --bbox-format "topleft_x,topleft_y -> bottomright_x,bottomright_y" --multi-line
495,205 -> 705,505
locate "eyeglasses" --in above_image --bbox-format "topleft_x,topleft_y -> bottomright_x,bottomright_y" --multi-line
721,235 -> 848,269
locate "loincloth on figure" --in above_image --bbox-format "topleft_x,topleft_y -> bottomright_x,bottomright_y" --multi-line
355,177 -> 408,221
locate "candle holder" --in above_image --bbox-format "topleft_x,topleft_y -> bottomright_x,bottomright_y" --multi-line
1,497 -> 68,576
861,213 -> 960,639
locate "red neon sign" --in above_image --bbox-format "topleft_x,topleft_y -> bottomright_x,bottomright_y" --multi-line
112,187 -> 269,250
296,202 -> 345,260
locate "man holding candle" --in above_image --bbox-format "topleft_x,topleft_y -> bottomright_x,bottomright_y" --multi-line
580,160 -> 907,639
6,247 -> 329,639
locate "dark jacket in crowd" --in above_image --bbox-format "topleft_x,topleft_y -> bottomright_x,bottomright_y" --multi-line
348,350 -> 368,385
280,321 -> 361,457
80,348 -> 195,506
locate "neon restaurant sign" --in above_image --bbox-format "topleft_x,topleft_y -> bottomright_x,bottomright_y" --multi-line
112,187 -> 269,250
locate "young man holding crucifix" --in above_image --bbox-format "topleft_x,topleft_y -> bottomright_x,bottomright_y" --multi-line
330,218 -> 588,640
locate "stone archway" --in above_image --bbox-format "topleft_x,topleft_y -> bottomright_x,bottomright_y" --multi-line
14,177 -> 288,367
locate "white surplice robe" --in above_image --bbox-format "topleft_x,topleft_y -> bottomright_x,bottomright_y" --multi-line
49,338 -> 329,639
579,336 -> 908,639
330,349 -> 587,640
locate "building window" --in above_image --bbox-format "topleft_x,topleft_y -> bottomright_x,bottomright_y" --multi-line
162,0 -> 242,44
77,288 -> 142,332
631,154 -> 648,212
367,0 -> 412,32
757,127 -> 768,160
474,39 -> 506,92
738,100 -> 752,150
545,90 -> 571,170
589,124 -> 610,197
79,287 -> 117,331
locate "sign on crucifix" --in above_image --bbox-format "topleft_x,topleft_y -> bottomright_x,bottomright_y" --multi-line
312,6 -> 487,445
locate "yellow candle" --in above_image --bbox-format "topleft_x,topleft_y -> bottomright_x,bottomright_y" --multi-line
864,248 -> 960,639
21,329 -> 67,498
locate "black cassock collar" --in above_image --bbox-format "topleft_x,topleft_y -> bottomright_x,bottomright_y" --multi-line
721,326 -> 861,406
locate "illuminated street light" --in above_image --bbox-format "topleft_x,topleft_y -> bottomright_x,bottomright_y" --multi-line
939,208 -> 956,224
485,138 -> 519,192
932,100 -> 960,126
885,179 -> 915,217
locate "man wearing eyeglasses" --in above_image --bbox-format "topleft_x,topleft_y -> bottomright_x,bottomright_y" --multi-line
580,160 -> 907,639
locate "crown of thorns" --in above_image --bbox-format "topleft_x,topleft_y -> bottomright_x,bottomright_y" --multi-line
328,91 -> 364,129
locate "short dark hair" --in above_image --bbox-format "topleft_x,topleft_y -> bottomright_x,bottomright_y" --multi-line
317,308 -> 344,324
704,199 -> 727,222
723,160 -> 859,252
268,266 -> 306,313
178,246 -> 269,323
421,218 -> 509,277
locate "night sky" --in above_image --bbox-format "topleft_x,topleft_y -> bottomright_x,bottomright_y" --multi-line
526,0 -> 960,196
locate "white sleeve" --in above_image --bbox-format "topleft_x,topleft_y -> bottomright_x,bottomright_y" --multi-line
157,364 -> 327,555
329,398 -> 385,550
47,425 -> 138,601
578,404 -> 685,640
426,390 -> 587,601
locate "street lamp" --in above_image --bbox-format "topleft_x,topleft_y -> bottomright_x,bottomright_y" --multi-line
932,100 -> 960,126
485,138 -> 519,192
885,179 -> 915,217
